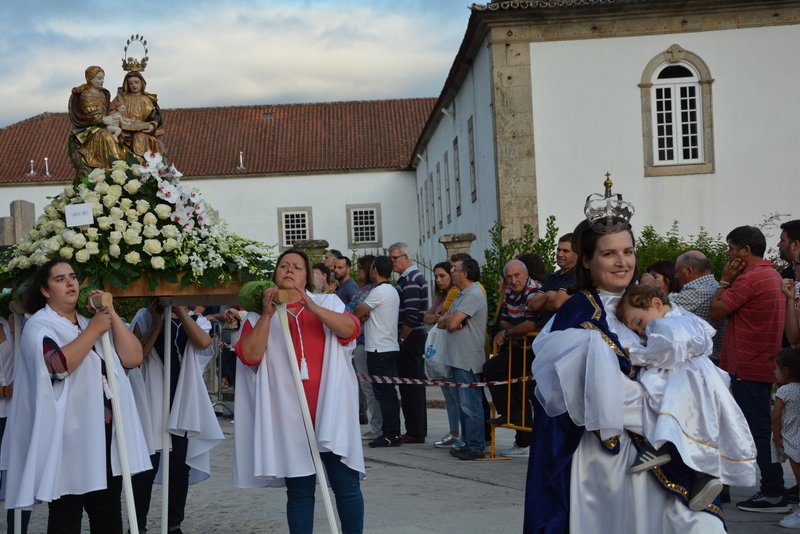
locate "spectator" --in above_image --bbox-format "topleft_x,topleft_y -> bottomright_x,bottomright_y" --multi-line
709,225 -> 788,513
438,258 -> 488,460
778,220 -> 800,280
782,249 -> 800,346
389,242 -> 429,443
646,260 -> 681,294
334,256 -> 359,305
516,253 -> 549,284
528,233 -> 577,328
484,259 -> 541,457
672,250 -> 728,362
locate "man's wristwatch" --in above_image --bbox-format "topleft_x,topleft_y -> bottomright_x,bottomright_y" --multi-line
504,330 -> 510,339
399,337 -> 405,345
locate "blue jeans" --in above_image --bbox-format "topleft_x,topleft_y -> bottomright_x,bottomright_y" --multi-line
285,452 -> 363,534
367,350 -> 401,437
450,368 -> 485,452
731,376 -> 785,495
441,385 -> 461,433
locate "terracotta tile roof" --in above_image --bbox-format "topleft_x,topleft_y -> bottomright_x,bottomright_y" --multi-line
0,98 -> 436,185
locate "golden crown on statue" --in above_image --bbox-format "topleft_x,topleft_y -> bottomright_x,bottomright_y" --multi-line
583,174 -> 635,234
122,34 -> 149,72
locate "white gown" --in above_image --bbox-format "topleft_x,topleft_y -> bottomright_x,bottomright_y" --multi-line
232,293 -> 365,488
127,309 -> 224,484
531,291 -> 725,533
632,307 -> 756,486
1,305 -> 152,509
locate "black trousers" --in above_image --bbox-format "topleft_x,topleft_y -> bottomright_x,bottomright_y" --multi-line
396,333 -> 427,439
47,423 -> 122,534
483,342 -> 533,448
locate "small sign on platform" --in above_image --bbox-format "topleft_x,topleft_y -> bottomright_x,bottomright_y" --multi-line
65,203 -> 94,227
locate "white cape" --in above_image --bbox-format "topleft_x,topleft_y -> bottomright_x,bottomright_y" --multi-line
1,305 -> 151,509
632,307 -> 756,486
531,292 -> 725,533
127,309 -> 223,484
232,293 -> 365,488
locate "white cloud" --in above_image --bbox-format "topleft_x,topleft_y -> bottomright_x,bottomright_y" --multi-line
0,1 -> 469,127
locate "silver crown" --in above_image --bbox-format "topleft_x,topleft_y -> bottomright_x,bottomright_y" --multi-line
584,174 -> 635,234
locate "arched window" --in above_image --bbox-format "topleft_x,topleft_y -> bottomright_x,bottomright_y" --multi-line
640,45 -> 714,176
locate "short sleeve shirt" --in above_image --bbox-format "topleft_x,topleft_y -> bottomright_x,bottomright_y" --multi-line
444,282 -> 487,373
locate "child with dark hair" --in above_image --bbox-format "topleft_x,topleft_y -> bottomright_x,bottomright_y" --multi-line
616,284 -> 756,510
772,347 -> 800,528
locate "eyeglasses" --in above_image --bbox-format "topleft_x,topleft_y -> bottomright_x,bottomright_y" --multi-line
389,254 -> 406,262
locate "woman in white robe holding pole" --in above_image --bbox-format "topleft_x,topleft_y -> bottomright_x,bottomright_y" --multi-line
233,249 -> 365,534
1,258 -> 151,534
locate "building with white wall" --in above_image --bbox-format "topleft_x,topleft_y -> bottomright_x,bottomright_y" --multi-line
412,0 -> 799,268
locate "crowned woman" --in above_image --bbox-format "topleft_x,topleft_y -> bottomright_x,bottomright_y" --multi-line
110,70 -> 167,163
67,66 -> 129,177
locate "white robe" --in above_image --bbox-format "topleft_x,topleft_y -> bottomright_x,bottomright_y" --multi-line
531,292 -> 725,533
0,305 -> 151,509
632,307 -> 756,486
232,293 -> 365,488
127,309 -> 224,484
0,316 -> 14,418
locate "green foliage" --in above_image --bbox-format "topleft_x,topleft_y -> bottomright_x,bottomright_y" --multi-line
481,216 -> 560,329
634,221 -> 728,280
238,280 -> 278,313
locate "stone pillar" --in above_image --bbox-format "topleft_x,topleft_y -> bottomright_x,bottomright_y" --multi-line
292,239 -> 329,262
10,200 -> 35,244
488,24 -> 539,240
0,217 -> 15,246
439,233 -> 477,260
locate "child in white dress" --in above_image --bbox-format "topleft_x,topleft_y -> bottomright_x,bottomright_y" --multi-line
772,347 -> 800,528
616,284 -> 756,511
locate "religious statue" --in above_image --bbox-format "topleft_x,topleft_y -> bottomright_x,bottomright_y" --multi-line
67,35 -> 167,178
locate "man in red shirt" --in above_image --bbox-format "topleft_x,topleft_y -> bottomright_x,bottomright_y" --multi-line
710,225 -> 787,513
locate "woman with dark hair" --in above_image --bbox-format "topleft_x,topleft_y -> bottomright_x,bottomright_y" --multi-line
2,259 -> 151,533
110,71 -> 166,161
233,249 -> 365,533
524,216 -> 724,533
423,261 -> 464,449
646,260 -> 681,294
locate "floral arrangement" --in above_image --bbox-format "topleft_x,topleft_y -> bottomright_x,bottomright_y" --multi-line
0,152 -> 274,296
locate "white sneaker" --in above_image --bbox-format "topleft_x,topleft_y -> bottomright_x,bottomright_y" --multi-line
498,442 -> 529,457
780,508 -> 800,528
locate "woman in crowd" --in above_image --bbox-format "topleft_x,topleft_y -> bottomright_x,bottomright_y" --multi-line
129,299 -> 223,534
233,249 -> 364,534
111,71 -> 166,161
2,259 -> 150,533
423,261 -> 463,449
68,66 -> 128,176
345,255 -> 381,440
645,259 -> 681,294
524,218 -> 725,533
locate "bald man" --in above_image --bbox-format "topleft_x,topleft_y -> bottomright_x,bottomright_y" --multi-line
673,250 -> 728,362
483,259 -> 541,457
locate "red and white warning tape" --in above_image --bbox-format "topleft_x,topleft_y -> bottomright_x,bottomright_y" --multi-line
356,373 -> 534,388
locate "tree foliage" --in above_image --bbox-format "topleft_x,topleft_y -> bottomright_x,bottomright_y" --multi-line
634,221 -> 728,280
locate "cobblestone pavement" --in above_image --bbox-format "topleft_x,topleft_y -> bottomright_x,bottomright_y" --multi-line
1,398 -> 796,533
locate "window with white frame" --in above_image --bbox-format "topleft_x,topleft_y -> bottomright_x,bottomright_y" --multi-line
652,63 -> 702,164
278,207 -> 312,249
436,162 -> 443,229
468,116 -> 477,202
347,204 -> 381,247
640,44 -> 714,177
429,172 -> 436,235
418,188 -> 425,244
443,151 -> 452,223
453,137 -> 462,216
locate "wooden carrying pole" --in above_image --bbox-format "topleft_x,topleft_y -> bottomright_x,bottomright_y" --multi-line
88,293 -> 140,534
273,292 -> 339,534
10,300 -> 24,534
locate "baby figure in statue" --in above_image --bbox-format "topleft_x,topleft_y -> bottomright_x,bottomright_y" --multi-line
105,103 -> 134,142
616,284 -> 756,511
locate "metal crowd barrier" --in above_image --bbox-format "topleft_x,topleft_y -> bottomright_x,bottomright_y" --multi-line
486,332 -> 536,460
205,320 -> 234,417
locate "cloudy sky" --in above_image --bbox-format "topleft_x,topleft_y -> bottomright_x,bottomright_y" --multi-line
0,0 -> 474,128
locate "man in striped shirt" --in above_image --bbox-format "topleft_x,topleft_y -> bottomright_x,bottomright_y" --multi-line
484,259 -> 541,457
389,242 -> 430,443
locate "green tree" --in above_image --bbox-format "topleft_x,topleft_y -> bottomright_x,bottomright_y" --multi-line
634,221 -> 728,280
